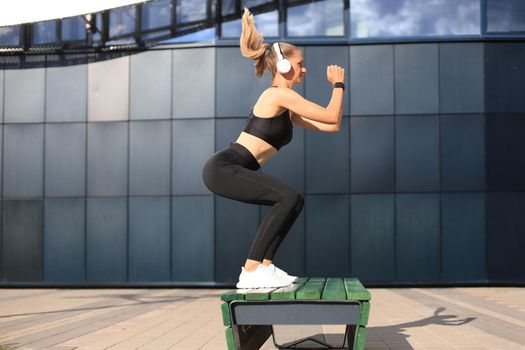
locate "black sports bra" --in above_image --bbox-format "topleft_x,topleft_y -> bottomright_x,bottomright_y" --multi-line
243,108 -> 293,150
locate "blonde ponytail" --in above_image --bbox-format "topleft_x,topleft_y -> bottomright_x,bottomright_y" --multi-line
240,8 -> 270,78
239,8 -> 299,78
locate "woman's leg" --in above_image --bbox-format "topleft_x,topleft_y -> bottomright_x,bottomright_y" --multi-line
262,194 -> 304,262
203,155 -> 303,267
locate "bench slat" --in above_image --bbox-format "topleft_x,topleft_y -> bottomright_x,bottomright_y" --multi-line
322,278 -> 346,300
353,326 -> 367,350
271,280 -> 307,300
225,326 -> 235,350
360,301 -> 370,326
221,289 -> 249,301
344,278 -> 371,301
221,302 -> 231,326
296,277 -> 326,300
307,277 -> 326,283
245,288 -> 278,301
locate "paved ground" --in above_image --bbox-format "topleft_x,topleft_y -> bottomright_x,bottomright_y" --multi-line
0,287 -> 524,349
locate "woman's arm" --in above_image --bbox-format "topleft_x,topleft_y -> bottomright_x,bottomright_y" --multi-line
275,65 -> 345,125
278,87 -> 343,125
290,111 -> 340,132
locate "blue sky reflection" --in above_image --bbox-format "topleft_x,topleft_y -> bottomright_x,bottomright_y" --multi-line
351,0 -> 480,38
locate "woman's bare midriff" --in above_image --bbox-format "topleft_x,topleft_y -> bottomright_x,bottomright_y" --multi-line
235,132 -> 278,166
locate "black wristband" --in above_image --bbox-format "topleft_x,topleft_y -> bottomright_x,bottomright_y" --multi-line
333,82 -> 345,90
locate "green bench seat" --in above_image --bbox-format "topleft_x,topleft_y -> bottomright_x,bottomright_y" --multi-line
220,277 -> 371,349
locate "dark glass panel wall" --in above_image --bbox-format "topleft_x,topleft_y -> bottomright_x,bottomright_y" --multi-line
4,68 -> 45,123
44,198 -> 85,282
130,50 -> 172,120
3,201 -> 43,281
46,64 -> 87,122
394,44 -> 439,114
1,41 -> 524,286
305,195 -> 350,277
129,197 -> 171,282
172,196 -> 214,281
485,43 -> 525,114
439,43 -> 484,114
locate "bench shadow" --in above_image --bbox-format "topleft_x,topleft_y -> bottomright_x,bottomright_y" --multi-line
271,307 -> 475,349
0,293 -> 221,318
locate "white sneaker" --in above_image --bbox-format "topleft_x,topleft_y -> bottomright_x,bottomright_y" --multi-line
236,264 -> 292,289
269,264 -> 299,283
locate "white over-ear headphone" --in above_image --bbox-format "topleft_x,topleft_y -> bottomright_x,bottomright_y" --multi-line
273,42 -> 291,74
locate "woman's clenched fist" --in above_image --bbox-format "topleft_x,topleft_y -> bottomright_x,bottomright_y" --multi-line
326,65 -> 345,84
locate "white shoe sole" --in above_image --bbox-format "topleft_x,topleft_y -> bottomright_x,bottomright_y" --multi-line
236,280 -> 292,289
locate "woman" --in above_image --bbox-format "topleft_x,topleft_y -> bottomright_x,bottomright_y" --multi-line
202,8 -> 345,289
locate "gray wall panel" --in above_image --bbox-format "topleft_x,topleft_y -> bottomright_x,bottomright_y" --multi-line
305,195 -> 350,277
130,50 -> 171,120
395,44 -> 439,114
215,196 -> 260,283
263,124 -> 304,193
44,198 -> 85,282
87,122 -> 128,196
3,200 -> 43,281
351,194 -> 395,281
216,118 -> 245,151
172,119 -> 215,195
439,43 -> 484,113
350,117 -> 395,193
0,202 -> 2,281
485,43 -> 525,113
305,117 -> 349,193
87,56 -> 129,121
46,64 -> 87,122
45,123 -> 86,196
0,70 -> 3,122
172,196 -> 214,281
0,125 -> 2,196
3,124 -> 44,197
396,193 -> 440,281
396,116 -> 439,192
350,45 -> 394,115
441,115 -> 485,191
487,192 -> 525,281
129,197 -> 170,282
304,46 -> 350,116
486,116 -> 525,191
86,197 -> 127,282
4,68 -> 45,123
129,121 -> 171,195
173,48 -> 215,118
216,47 -> 271,117
442,193 -> 485,281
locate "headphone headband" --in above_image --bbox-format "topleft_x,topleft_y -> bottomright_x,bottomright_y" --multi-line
273,42 -> 284,60
273,42 -> 291,74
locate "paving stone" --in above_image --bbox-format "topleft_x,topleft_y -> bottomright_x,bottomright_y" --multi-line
0,287 -> 523,349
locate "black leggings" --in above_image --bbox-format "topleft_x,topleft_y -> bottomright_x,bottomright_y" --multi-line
202,143 -> 304,261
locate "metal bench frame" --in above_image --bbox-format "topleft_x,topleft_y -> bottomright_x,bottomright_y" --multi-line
229,300 -> 363,349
